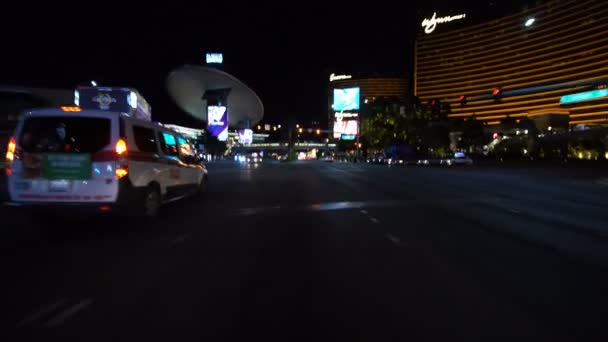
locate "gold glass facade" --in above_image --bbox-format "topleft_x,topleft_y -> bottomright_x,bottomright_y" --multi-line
415,0 -> 608,126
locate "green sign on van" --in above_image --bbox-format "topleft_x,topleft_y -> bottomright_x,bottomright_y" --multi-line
42,154 -> 91,180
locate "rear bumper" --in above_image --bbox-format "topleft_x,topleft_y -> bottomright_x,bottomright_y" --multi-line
3,177 -> 147,215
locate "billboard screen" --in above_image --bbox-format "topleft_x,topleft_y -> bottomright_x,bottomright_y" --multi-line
207,105 -> 228,141
333,118 -> 358,138
332,87 -> 360,111
239,129 -> 253,145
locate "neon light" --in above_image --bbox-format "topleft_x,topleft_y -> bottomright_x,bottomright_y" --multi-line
206,53 -> 223,64
560,89 -> 608,104
421,12 -> 466,34
329,73 -> 352,82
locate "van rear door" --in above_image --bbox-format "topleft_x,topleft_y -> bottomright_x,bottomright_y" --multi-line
8,111 -> 120,203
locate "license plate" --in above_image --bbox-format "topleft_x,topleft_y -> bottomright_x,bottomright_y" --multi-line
49,180 -> 71,192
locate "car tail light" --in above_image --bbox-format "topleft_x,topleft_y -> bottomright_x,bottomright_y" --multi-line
115,138 -> 127,155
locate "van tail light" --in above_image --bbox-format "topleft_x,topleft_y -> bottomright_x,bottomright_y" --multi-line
5,137 -> 17,176
115,165 -> 128,179
115,138 -> 127,155
114,138 -> 129,179
92,138 -> 128,162
5,137 -> 16,162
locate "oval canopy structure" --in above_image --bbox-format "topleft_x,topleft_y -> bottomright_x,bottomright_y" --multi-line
167,65 -> 264,127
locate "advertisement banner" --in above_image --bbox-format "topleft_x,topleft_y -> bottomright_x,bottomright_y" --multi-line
239,129 -> 253,145
207,105 -> 229,141
333,111 -> 359,138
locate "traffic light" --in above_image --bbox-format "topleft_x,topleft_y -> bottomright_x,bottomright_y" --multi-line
429,98 -> 441,115
492,87 -> 502,101
459,95 -> 467,106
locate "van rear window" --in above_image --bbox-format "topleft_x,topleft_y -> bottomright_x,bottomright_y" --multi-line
19,117 -> 111,153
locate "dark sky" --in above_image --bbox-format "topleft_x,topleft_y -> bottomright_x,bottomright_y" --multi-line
1,1 -> 533,126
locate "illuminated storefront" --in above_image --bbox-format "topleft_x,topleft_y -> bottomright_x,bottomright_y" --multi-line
415,0 -> 608,128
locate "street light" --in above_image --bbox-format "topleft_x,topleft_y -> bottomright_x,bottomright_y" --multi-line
91,80 -> 97,87
278,124 -> 281,129
298,128 -> 303,134
316,129 -> 321,135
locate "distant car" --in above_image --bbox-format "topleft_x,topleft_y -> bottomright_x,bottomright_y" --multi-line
247,153 -> 262,164
417,158 -> 442,166
441,152 -> 474,166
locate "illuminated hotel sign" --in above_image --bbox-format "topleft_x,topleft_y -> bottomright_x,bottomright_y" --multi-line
560,89 -> 608,104
421,12 -> 466,34
329,73 -> 352,82
206,53 -> 223,64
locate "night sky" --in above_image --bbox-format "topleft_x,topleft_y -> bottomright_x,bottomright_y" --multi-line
1,1 -> 533,127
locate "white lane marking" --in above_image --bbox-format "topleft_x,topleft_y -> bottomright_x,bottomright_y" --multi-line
173,234 -> 189,244
385,233 -> 402,246
597,178 -> 608,186
19,298 -> 68,326
234,200 -> 411,216
44,298 -> 93,327
360,210 -> 368,214
369,217 -> 380,223
508,208 -> 521,214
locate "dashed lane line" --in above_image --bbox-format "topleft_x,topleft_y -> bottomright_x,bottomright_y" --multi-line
19,298 -> 68,327
44,298 -> 94,327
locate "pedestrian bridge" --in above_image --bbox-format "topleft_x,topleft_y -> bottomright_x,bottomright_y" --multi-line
233,142 -> 337,153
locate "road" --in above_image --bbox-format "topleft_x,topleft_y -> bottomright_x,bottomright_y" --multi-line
1,160 -> 608,341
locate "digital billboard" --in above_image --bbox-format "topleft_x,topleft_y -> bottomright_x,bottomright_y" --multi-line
239,129 -> 253,145
332,87 -> 360,111
333,118 -> 358,138
207,105 -> 228,141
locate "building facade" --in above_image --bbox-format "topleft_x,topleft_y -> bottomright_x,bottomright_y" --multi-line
415,0 -> 608,128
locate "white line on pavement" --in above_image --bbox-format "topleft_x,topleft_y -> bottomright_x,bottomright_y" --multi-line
370,217 -> 380,223
173,234 -> 190,244
19,298 -> 68,327
385,233 -> 402,246
360,210 -> 368,214
44,298 -> 93,327
597,178 -> 608,186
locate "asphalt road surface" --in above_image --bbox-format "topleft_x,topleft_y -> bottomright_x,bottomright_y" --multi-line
2,160 -> 608,341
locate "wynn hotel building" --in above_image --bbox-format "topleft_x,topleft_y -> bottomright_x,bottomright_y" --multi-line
415,0 -> 608,128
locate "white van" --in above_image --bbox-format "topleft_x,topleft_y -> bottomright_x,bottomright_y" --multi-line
4,106 -> 207,217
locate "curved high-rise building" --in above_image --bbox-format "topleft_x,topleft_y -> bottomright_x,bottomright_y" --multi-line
415,0 -> 608,127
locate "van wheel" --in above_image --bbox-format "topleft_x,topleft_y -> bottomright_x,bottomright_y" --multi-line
143,186 -> 161,217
